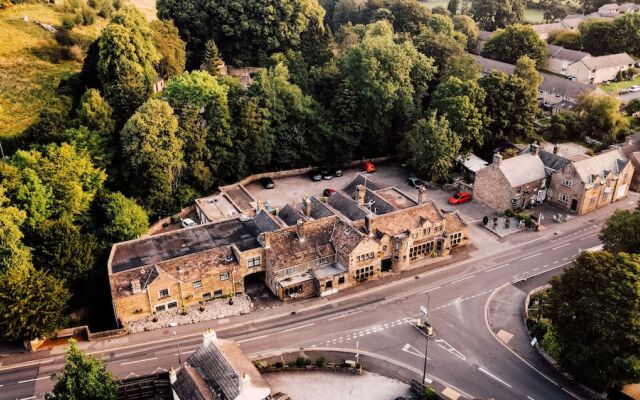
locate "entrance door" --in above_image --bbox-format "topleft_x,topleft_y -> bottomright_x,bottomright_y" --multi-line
381,258 -> 392,272
570,199 -> 578,211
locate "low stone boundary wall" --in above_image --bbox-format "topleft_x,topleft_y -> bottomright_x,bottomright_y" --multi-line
146,205 -> 195,236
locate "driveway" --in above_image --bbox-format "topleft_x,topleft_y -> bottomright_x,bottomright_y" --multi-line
616,90 -> 640,104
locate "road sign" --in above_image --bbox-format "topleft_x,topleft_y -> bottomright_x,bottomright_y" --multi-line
420,305 -> 428,317
531,337 -> 538,347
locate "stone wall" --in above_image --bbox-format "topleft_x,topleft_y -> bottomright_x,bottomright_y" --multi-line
473,164 -> 513,211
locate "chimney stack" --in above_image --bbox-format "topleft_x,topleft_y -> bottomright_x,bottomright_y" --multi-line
531,141 -> 540,156
492,153 -> 503,167
202,328 -> 217,347
169,367 -> 180,400
303,196 -> 312,217
418,186 -> 428,205
553,144 -> 559,155
256,199 -> 264,212
365,215 -> 374,237
356,184 -> 366,206
296,219 -> 305,242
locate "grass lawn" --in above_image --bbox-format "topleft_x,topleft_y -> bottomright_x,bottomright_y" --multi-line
418,1 -> 545,22
0,4 -> 107,139
598,76 -> 640,94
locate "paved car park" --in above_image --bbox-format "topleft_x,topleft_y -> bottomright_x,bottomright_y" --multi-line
244,162 -> 494,224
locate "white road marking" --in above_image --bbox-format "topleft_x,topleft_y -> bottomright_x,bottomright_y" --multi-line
174,350 -> 195,356
435,339 -> 466,361
478,367 -> 512,388
236,334 -> 270,344
527,396 -> 536,400
328,310 -> 363,321
18,376 -> 49,384
281,323 -> 314,333
521,252 -> 542,261
486,263 -> 509,272
120,357 -> 158,366
552,242 -> 571,250
19,397 -> 36,400
580,234 -> 597,241
553,260 -> 559,264
562,257 -> 568,261
451,275 -> 475,284
402,343 -> 429,359
420,286 -> 441,293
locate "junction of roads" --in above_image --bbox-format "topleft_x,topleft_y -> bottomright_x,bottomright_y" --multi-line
1,180 -> 637,400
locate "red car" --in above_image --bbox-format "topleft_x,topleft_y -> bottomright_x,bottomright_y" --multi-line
361,161 -> 376,173
323,188 -> 336,197
448,191 -> 472,205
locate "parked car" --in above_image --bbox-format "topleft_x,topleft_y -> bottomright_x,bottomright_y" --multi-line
181,218 -> 197,228
333,168 -> 343,177
630,85 -> 640,92
323,188 -> 336,197
321,169 -> 333,180
361,161 -> 376,173
448,191 -> 472,205
308,170 -> 322,181
620,88 -> 631,95
260,177 -> 275,189
406,177 -> 425,188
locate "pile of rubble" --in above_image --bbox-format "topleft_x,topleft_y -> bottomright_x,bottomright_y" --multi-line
126,295 -> 253,333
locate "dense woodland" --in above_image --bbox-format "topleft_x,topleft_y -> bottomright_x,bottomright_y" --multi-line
0,0 -> 639,392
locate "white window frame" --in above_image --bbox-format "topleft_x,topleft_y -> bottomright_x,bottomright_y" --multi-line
248,256 -> 261,268
559,193 -> 569,204
561,179 -> 573,188
193,280 -> 202,289
159,288 -> 169,298
220,272 -> 229,281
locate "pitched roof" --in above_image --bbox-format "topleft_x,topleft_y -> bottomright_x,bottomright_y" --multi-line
499,154 -> 547,187
309,196 -> 335,219
371,202 -> 444,237
328,191 -> 369,221
457,153 -> 489,173
362,187 -> 396,215
278,204 -> 306,226
331,219 -> 366,253
264,217 -> 336,270
532,23 -> 564,35
582,53 -> 635,70
572,148 -> 629,183
538,149 -> 572,172
343,174 -> 382,197
253,209 -> 282,232
547,44 -> 590,63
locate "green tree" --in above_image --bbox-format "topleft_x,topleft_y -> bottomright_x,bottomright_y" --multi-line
452,14 -> 479,50
0,262 -> 70,341
431,77 -> 489,151
624,98 -> 640,116
613,13 -> 640,57
576,94 -> 629,143
413,26 -> 464,71
0,189 -> 30,272
150,19 -> 186,79
65,126 -> 111,171
399,113 -> 461,182
600,209 -> 640,254
383,0 -> 431,36
545,110 -> 582,142
202,39 -> 226,76
120,99 -> 184,215
29,218 -> 98,284
471,0 -> 525,30
482,25 -> 548,68
514,55 -> 543,94
427,13 -> 454,35
77,89 -> 115,137
98,7 -> 160,123
13,168 -> 52,230
542,0 -> 569,22
164,71 -> 229,115
578,19 -> 617,56
447,0 -> 459,15
546,251 -> 640,390
479,71 -> 538,143
94,191 -> 148,245
440,54 -> 480,82
157,0 -> 326,66
548,29 -> 582,50
48,339 -> 118,400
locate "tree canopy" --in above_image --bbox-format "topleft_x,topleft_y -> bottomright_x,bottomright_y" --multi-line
547,251 -> 640,391
471,0 -> 525,31
150,19 -> 186,79
94,191 -> 149,245
600,208 -> 640,255
482,25 -> 548,68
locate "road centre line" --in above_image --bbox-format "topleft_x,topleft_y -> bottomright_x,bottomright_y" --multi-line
477,367 -> 512,388
236,334 -> 270,344
420,286 -> 441,293
328,310 -> 362,321
521,252 -> 542,261
552,242 -> 571,250
120,357 -> 157,366
580,234 -> 597,240
486,263 -> 509,272
527,396 -> 535,400
281,323 -> 314,333
18,376 -> 50,384
450,275 -> 474,284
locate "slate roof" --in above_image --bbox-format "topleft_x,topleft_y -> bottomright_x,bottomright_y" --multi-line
538,149 -> 572,172
547,44 -> 590,63
342,174 -> 382,197
278,204 -> 306,226
457,153 -> 489,173
371,202 -> 444,237
362,188 -> 397,215
328,191 -> 369,221
572,148 -> 629,183
309,196 -> 335,219
499,154 -> 548,187
264,217 -> 336,271
582,53 -> 635,70
253,209 -> 283,232
173,366 -> 211,400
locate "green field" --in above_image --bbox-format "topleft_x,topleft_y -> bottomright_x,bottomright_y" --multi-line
419,1 -> 546,23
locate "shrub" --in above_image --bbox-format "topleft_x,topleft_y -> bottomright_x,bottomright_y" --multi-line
423,387 -> 438,400
61,15 -> 76,29
274,361 -> 284,369
304,358 -> 312,366
80,5 -> 96,25
295,357 -> 306,367
315,356 -> 326,368
504,208 -> 514,217
55,29 -> 76,46
482,216 -> 489,226
253,360 -> 269,370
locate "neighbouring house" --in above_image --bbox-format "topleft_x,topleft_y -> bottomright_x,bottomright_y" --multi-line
472,55 -> 604,108
597,2 -> 640,17
621,133 -> 640,191
538,147 -> 634,214
170,329 -> 272,400
108,175 -> 470,324
457,153 -> 488,183
473,144 -> 548,211
546,45 -> 636,84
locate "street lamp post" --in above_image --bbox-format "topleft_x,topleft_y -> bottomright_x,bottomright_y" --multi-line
173,330 -> 182,365
422,292 -> 431,385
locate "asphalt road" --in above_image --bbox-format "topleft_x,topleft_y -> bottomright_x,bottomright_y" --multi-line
1,194 -> 636,400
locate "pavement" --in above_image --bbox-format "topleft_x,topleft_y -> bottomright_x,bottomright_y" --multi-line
1,171 -> 637,400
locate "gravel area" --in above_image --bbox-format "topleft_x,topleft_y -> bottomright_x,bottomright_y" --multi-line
126,295 -> 253,333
